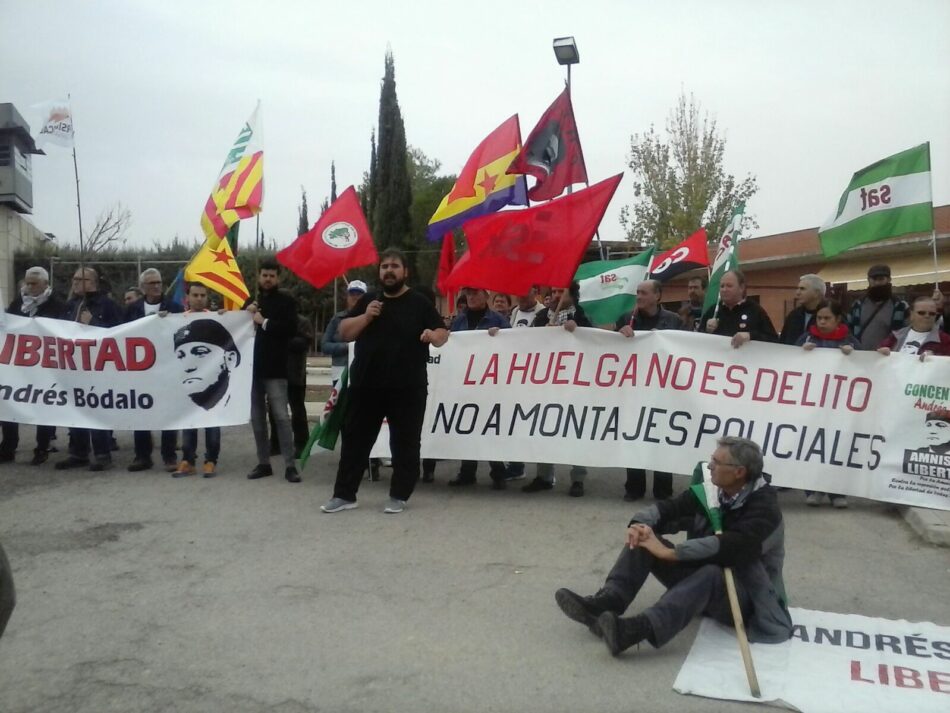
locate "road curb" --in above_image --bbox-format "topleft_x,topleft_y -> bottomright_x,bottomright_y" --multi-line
902,506 -> 950,547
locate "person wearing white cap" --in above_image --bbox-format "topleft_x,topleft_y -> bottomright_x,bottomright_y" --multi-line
322,280 -> 368,385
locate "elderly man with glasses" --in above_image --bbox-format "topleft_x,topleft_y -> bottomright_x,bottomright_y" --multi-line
877,295 -> 950,358
554,436 -> 791,657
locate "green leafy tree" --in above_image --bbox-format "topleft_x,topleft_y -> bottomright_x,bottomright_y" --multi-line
371,50 -> 413,273
619,92 -> 758,249
407,146 -> 456,288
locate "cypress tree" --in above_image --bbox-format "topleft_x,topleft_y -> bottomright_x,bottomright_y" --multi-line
297,187 -> 309,236
371,50 -> 414,275
330,160 -> 338,203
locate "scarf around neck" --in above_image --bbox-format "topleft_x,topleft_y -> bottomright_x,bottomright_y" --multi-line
20,286 -> 52,317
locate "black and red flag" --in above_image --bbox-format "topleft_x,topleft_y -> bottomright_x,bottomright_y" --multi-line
507,88 -> 587,201
648,228 -> 710,282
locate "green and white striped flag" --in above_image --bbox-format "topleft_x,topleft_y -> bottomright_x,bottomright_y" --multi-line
819,143 -> 933,258
689,462 -> 723,533
575,249 -> 654,325
702,203 -> 745,315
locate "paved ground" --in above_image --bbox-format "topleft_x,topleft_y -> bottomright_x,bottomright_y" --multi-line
1,428 -> 948,713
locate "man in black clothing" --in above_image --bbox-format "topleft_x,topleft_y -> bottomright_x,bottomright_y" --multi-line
779,274 -> 825,345
555,436 -> 791,657
321,249 -> 448,515
616,280 -> 682,501
685,276 -> 706,331
699,270 -> 777,346
0,266 -> 66,465
56,268 -> 123,471
244,260 -> 300,483
125,268 -> 183,472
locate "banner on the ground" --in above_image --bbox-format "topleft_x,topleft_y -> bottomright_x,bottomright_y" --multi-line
418,329 -> 950,511
0,312 -> 254,429
675,608 -> 950,712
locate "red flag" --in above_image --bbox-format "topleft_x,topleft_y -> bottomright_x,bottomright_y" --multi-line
276,186 -> 378,288
507,88 -> 588,201
436,233 -> 455,293
443,174 -> 622,295
648,228 -> 710,282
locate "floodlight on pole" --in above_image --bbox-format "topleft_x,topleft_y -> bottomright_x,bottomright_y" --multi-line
552,36 -> 579,66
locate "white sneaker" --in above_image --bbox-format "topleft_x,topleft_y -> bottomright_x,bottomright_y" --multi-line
805,493 -> 823,507
321,497 -> 357,513
383,498 -> 406,514
830,496 -> 849,509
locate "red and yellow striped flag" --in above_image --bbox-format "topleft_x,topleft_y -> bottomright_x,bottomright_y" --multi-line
200,103 -> 264,247
184,237 -> 249,310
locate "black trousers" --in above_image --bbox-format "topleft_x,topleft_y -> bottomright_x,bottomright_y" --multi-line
625,468 -> 673,499
0,422 -> 55,455
604,542 -> 750,648
133,430 -> 178,463
458,460 -> 507,480
333,387 -> 427,502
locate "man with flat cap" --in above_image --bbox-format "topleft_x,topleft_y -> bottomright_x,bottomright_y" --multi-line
846,264 -> 909,350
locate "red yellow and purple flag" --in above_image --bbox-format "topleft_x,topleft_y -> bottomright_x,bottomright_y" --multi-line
200,103 -> 264,247
426,115 -> 528,241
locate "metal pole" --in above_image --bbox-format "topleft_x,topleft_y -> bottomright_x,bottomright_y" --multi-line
932,229 -> 940,291
567,63 -> 606,261
69,95 -> 88,320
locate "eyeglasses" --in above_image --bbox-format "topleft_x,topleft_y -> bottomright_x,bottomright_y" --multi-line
708,458 -> 741,468
914,311 -> 937,317
143,281 -> 163,286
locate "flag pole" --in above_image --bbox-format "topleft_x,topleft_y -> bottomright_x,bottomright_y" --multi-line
932,229 -> 940,291
723,565 -> 762,698
565,72 -> 606,262
254,214 -> 261,302
68,94 -> 88,321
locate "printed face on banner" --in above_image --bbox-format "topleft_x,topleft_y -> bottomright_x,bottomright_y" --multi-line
173,320 -> 242,411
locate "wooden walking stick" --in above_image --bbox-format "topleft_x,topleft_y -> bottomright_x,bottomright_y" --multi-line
691,463 -> 761,698
719,536 -> 761,698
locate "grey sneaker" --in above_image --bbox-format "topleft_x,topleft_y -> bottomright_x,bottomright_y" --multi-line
805,492 -> 823,507
830,496 -> 849,509
321,497 -> 357,513
383,498 -> 406,514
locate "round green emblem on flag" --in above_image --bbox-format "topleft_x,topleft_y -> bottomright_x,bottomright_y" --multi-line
322,222 -> 359,250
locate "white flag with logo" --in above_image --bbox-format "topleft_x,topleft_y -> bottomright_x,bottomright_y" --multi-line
33,99 -> 74,149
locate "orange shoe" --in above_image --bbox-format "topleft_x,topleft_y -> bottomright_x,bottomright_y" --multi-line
202,461 -> 217,478
172,461 -> 195,478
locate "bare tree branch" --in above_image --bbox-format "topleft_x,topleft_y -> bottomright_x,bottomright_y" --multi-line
83,203 -> 131,254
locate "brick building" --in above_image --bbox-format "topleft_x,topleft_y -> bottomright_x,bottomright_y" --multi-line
661,204 -> 950,326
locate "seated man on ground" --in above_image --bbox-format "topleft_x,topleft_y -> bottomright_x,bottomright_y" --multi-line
555,436 -> 791,656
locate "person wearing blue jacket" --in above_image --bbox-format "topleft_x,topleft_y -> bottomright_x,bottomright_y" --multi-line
448,287 -> 510,489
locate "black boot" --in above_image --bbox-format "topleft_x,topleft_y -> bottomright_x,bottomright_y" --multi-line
555,588 -> 623,635
597,612 -> 652,656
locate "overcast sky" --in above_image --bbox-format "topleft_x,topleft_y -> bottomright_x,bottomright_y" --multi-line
3,0 -> 949,251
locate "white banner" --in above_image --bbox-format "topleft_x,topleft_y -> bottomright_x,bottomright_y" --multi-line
675,608 -> 950,712
0,312 -> 254,429
418,329 -> 950,510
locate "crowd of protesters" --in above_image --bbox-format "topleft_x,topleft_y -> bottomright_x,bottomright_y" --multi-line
2,258 -> 948,515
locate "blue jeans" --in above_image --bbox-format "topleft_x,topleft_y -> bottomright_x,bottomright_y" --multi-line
250,377 -> 295,466
181,428 -> 221,465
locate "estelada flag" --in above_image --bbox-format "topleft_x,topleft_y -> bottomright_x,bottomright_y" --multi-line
276,186 -> 378,289
184,236 -> 250,310
200,103 -> 264,247
442,174 -> 622,295
648,228 -> 710,282
426,115 -> 528,241
507,88 -> 588,201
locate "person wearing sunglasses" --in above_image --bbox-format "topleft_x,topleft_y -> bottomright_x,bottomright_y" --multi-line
877,296 -> 950,359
